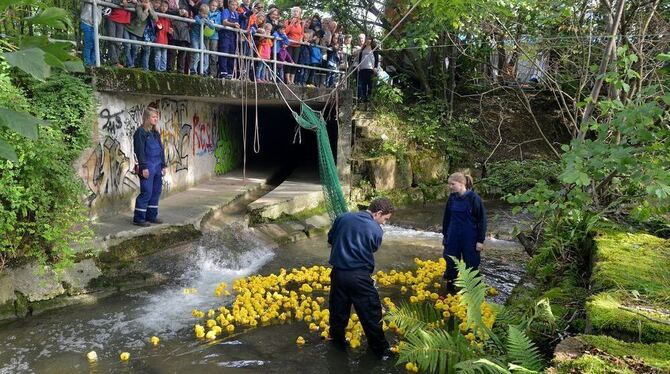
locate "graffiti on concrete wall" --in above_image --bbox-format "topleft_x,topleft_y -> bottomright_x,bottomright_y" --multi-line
82,136 -> 139,206
159,99 -> 191,172
192,112 -> 220,156
84,96 -> 222,209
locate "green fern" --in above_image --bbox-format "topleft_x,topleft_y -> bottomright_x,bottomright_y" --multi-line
385,301 -> 442,335
505,325 -> 544,372
455,358 -> 510,373
398,328 -> 475,374
451,256 -> 488,330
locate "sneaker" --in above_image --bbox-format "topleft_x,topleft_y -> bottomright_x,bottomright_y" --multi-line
148,218 -> 164,224
133,220 -> 150,227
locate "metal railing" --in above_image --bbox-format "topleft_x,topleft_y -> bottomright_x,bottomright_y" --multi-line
88,0 -> 345,81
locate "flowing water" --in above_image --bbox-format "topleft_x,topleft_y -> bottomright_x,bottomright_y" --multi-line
0,201 -> 528,374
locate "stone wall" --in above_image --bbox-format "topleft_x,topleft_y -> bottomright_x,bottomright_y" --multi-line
79,93 -> 236,217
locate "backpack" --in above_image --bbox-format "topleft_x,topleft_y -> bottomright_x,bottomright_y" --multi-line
144,17 -> 156,42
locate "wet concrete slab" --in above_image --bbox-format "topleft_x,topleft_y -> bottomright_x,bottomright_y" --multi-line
91,169 -> 275,245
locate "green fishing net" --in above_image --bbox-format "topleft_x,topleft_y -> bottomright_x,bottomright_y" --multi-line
292,102 -> 348,221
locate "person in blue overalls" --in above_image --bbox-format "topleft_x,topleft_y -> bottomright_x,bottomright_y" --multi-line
442,172 -> 487,293
132,107 -> 167,226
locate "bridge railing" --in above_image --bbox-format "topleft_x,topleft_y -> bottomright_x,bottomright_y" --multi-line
87,0 -> 347,83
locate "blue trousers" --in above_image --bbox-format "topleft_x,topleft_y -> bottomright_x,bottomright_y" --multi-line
443,240 -> 480,284
125,31 -> 150,70
80,22 -> 95,66
218,34 -> 236,76
190,36 -> 208,75
134,165 -> 163,222
154,47 -> 167,71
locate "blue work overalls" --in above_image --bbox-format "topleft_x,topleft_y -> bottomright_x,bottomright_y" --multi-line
443,194 -> 481,283
134,131 -> 164,223
218,8 -> 239,77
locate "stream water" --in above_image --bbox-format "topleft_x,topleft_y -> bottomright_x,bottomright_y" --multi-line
0,201 -> 529,374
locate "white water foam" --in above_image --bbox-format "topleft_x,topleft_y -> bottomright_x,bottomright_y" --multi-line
134,228 -> 276,334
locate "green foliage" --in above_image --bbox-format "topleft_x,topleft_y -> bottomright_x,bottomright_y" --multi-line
452,256 -> 488,331
506,325 -> 544,372
0,1 -> 82,162
372,81 -> 404,110
477,160 -> 561,196
384,301 -> 443,336
387,259 -> 547,373
215,116 -> 242,174
0,72 -> 93,271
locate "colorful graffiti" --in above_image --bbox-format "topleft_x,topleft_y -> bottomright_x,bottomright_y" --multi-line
82,136 -> 138,206
86,97 -> 222,208
192,113 -> 220,156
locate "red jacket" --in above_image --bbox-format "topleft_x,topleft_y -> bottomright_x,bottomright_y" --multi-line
108,8 -> 131,24
155,17 -> 171,44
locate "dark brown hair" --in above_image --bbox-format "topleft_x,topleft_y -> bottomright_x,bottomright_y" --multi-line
368,197 -> 394,214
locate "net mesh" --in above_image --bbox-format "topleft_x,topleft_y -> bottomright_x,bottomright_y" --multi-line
292,103 -> 348,221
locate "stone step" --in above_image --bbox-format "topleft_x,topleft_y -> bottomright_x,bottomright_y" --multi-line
247,177 -> 324,221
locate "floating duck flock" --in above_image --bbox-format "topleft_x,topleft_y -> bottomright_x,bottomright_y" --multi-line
86,258 -> 498,372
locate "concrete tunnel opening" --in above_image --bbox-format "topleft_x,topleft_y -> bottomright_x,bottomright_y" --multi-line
234,104 -> 339,184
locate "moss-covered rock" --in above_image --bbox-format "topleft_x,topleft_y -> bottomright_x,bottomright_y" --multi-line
97,225 -> 201,268
592,231 -> 669,298
586,231 -> 670,343
586,291 -> 670,343
580,335 -> 670,370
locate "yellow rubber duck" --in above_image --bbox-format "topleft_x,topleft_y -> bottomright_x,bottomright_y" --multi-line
86,351 -> 98,362
296,336 -> 305,345
150,336 -> 160,346
120,352 -> 130,361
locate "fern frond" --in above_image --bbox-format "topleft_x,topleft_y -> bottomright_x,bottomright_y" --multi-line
384,301 -> 442,335
399,329 -> 474,374
451,256 -> 488,330
455,358 -> 510,374
508,363 -> 540,373
505,325 -> 544,372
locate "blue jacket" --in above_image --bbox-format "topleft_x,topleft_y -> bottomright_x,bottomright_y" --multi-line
297,45 -> 311,65
208,10 -> 221,40
442,190 -> 487,244
133,127 -> 166,170
192,14 -> 215,40
310,44 -> 322,64
328,211 -> 383,273
272,31 -> 289,55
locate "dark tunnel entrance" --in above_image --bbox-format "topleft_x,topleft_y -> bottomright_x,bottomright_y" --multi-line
230,104 -> 339,183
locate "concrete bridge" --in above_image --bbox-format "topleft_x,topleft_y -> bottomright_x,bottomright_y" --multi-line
83,67 -> 353,219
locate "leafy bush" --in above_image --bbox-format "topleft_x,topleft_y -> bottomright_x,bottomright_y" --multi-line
477,160 -> 561,196
0,73 -> 93,271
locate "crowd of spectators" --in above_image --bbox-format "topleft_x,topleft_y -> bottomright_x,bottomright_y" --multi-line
80,0 -> 378,90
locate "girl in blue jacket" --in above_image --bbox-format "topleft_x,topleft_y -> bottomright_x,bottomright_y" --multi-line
441,172 -> 487,292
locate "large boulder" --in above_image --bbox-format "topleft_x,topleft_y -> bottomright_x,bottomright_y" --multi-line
410,150 -> 449,184
10,263 -> 65,302
364,156 -> 397,191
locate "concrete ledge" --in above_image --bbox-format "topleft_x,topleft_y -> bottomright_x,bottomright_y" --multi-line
91,66 -> 338,105
248,176 -> 324,222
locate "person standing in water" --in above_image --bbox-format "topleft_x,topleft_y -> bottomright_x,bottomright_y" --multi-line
442,172 -> 487,292
327,197 -> 394,358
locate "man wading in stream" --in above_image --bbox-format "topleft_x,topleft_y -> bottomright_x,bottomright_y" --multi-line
327,197 -> 395,359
